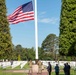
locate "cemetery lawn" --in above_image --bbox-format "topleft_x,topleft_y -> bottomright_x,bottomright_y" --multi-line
0,69 -> 76,75
0,70 -> 27,75
0,64 -> 76,75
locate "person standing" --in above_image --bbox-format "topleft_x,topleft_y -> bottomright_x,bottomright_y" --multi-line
47,62 -> 52,75
54,64 -> 59,75
38,60 -> 42,73
28,60 -> 33,73
63,63 -> 67,75
66,63 -> 71,75
29,60 -> 33,68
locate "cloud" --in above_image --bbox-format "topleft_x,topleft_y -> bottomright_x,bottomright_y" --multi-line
38,17 -> 59,24
40,12 -> 46,15
38,11 -> 59,24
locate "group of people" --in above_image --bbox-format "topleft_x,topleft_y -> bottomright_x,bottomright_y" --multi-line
28,60 -> 71,75
63,63 -> 71,75
28,59 -> 45,73
47,62 -> 71,75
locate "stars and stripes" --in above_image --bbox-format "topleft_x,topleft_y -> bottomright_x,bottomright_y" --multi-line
7,1 -> 34,24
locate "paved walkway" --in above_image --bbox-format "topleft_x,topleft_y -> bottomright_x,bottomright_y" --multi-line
28,69 -> 48,75
41,70 -> 48,75
4,69 -> 48,75
28,72 -> 48,75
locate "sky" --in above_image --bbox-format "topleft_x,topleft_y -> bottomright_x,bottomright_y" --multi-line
6,0 -> 61,48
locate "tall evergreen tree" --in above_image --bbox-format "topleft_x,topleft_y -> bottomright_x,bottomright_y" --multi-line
42,34 -> 59,52
0,0 -> 13,59
42,34 -> 59,59
59,0 -> 76,56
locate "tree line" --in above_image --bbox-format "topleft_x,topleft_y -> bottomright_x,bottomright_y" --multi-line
1,34 -> 75,61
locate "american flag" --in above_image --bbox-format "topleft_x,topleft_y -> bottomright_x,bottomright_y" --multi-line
7,1 -> 34,24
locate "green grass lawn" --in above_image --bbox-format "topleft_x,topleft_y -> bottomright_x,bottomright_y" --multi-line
0,63 -> 76,75
0,71 -> 27,75
0,62 -> 30,70
0,69 -> 76,75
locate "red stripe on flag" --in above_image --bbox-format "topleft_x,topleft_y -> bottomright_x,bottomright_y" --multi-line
7,1 -> 34,24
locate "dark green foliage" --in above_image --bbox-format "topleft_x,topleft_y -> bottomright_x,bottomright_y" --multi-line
41,34 -> 59,60
59,0 -> 76,56
12,45 -> 35,60
42,34 -> 59,52
0,0 -> 12,59
26,47 -> 35,60
7,44 -> 76,61
38,47 -> 45,60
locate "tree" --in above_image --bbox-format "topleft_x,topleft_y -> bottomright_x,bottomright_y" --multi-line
41,34 -> 59,60
38,47 -> 44,60
26,47 -> 35,60
0,0 -> 12,59
15,45 -> 23,60
42,34 -> 58,51
20,48 -> 28,60
11,44 -> 35,60
59,0 -> 76,56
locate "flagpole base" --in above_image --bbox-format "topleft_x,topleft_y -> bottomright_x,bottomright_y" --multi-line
35,59 -> 39,64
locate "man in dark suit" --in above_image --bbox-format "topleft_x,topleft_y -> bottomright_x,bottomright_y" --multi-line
47,62 -> 52,75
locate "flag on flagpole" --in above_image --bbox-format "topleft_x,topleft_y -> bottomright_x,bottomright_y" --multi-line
7,1 -> 34,24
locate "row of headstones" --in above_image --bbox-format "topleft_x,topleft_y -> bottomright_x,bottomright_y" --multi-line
42,61 -> 76,67
0,60 -> 76,69
0,61 -> 27,69
42,61 -> 76,70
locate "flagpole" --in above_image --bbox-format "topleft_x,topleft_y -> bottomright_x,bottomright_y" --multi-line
34,0 -> 38,59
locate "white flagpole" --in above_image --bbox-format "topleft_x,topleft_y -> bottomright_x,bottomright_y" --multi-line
34,0 -> 38,59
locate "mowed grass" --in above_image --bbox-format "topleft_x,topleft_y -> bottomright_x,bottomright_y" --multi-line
0,63 -> 76,75
0,69 -> 76,75
0,63 -> 29,75
0,70 -> 27,75
0,62 -> 30,70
